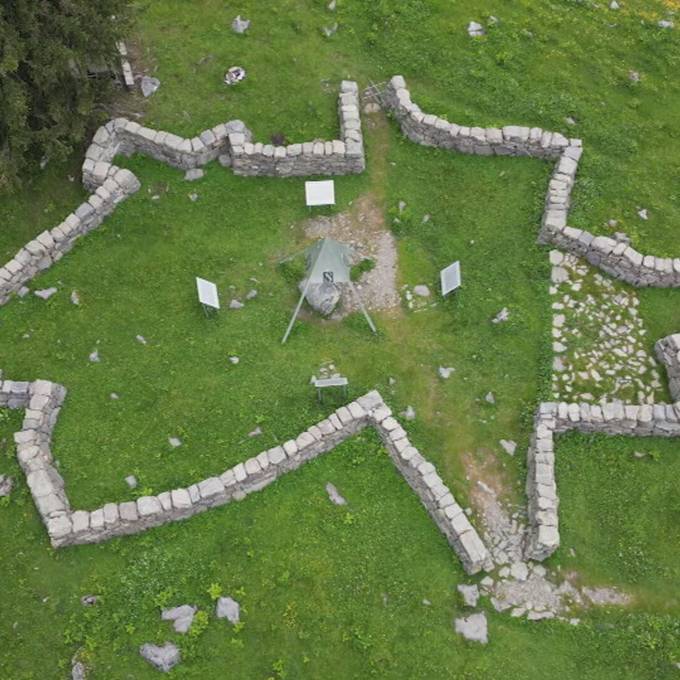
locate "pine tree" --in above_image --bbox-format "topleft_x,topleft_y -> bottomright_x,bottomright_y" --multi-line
0,0 -> 131,190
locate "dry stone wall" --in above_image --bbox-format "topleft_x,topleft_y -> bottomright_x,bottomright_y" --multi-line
231,80 -> 365,176
0,81 -> 365,307
655,334 -> 680,401
0,384 -> 491,575
525,338 -> 680,560
383,75 -> 680,288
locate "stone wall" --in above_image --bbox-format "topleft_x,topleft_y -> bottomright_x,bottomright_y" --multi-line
655,334 -> 680,402
231,80 -> 365,176
525,395 -> 680,560
0,81 -> 366,308
383,75 -> 680,288
0,384 -> 491,575
0,168 -> 140,305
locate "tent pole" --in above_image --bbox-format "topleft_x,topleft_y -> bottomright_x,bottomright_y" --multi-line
348,282 -> 377,335
282,278 -> 313,344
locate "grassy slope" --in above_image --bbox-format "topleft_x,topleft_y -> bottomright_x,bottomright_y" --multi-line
1,0 -> 679,677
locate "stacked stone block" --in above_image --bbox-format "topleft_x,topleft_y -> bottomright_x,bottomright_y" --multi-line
525,404 -> 560,561
383,76 -> 571,159
230,80 -> 365,176
0,168 -> 139,305
0,81 -> 366,309
1,383 -> 490,575
526,394 -> 680,560
383,74 -> 680,289
369,398 -> 492,574
655,334 -> 680,401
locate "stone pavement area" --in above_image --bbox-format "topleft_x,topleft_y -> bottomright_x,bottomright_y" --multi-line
549,250 -> 663,404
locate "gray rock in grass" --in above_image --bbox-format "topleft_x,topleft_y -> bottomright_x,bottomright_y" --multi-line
231,15 -> 250,33
216,596 -> 240,624
454,612 -> 488,643
161,604 -> 197,634
139,642 -> 181,672
140,76 -> 160,98
325,482 -> 347,506
34,287 -> 58,300
457,584 -> 480,607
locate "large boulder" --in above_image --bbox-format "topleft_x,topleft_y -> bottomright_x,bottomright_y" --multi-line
300,280 -> 342,316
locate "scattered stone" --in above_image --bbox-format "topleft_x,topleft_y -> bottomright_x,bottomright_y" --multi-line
17,286 -> 30,298
628,70 -> 640,83
224,66 -> 246,85
168,437 -> 182,448
216,596 -> 240,624
71,659 -> 86,680
245,289 -> 258,300
564,116 -> 576,126
140,76 -> 160,98
229,299 -> 244,310
327,0 -> 336,10
184,168 -> 204,182
325,482 -> 347,506
492,307 -> 510,324
499,439 -> 517,456
0,474 -> 13,497
70,290 -> 81,305
484,392 -> 496,405
609,0 -> 619,9
457,584 -> 480,607
139,643 -> 181,672
633,451 -> 648,459
637,208 -> 648,220
322,23 -> 338,37
125,475 -> 138,489
229,356 -> 240,365
398,200 -> 407,213
80,595 -> 99,606
467,21 -> 485,37
248,426 -> 262,438
658,19 -> 674,29
189,192 -> 199,202
34,287 -> 58,300
401,405 -> 416,421
438,366 -> 455,379
161,604 -> 197,634
231,15 -> 250,33
454,612 -> 488,643
527,610 -> 555,621
509,561 -> 529,582
413,284 -> 431,298
135,334 -> 147,345
110,392 -> 119,400
582,587 -> 631,606
88,350 -> 100,363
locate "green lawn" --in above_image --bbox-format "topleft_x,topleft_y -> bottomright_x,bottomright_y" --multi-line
1,0 -> 679,677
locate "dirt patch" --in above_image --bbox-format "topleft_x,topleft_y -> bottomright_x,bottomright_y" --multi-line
303,193 -> 400,316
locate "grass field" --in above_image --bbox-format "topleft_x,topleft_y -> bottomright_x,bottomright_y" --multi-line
1,1 -> 679,677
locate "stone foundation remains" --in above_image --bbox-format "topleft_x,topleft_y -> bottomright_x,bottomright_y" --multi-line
383,75 -> 680,288
0,81 -> 365,307
1,384 -> 491,575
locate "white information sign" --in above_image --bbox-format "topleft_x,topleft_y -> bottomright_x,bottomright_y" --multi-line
305,180 -> 336,207
196,277 -> 220,310
440,261 -> 462,296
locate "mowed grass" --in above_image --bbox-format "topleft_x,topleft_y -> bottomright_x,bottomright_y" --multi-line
1,0 -> 680,677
